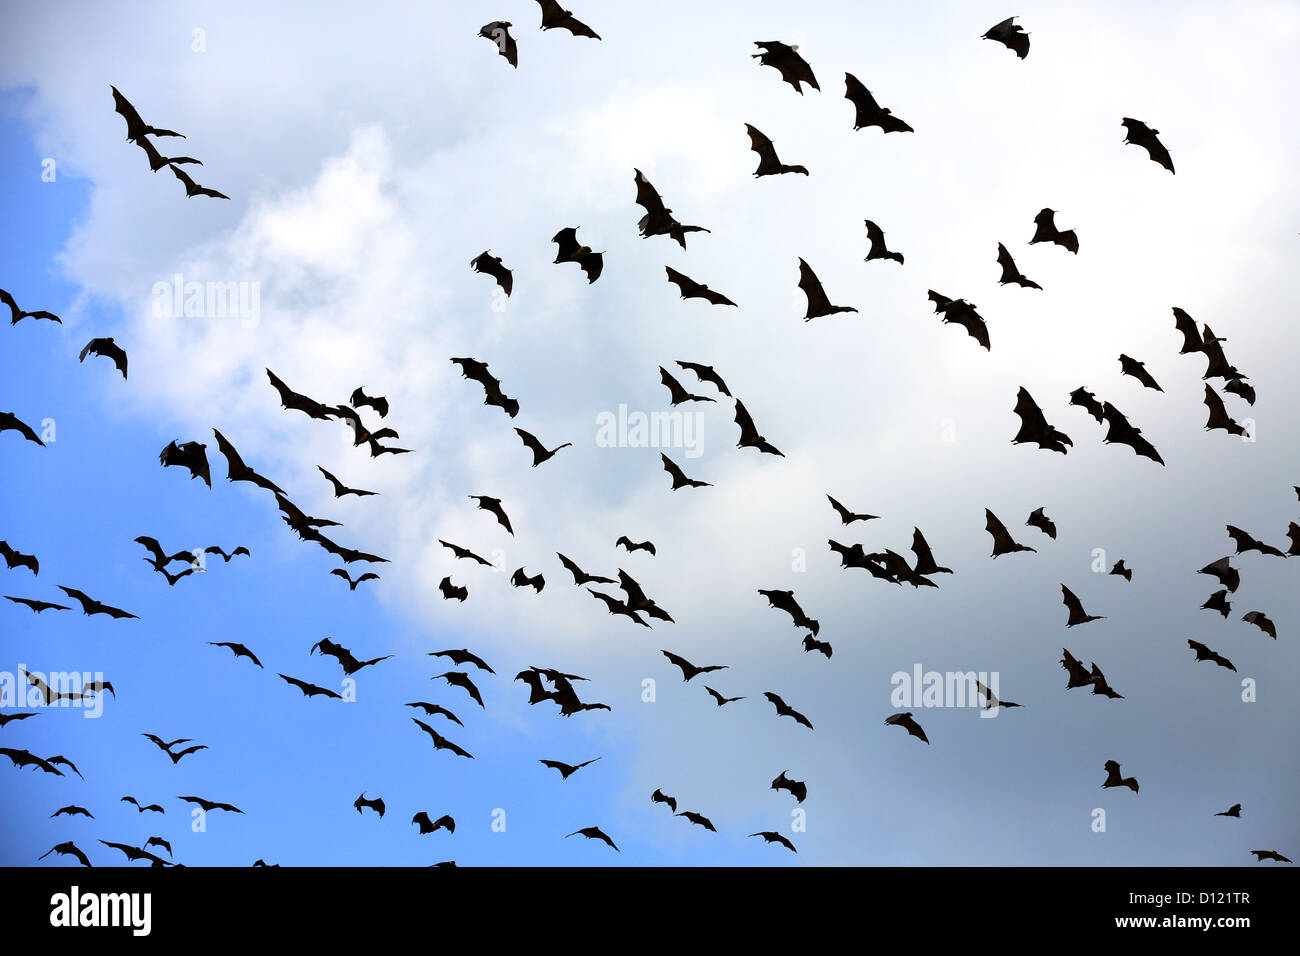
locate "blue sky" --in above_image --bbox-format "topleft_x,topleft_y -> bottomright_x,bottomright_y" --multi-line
3,1 -> 1298,867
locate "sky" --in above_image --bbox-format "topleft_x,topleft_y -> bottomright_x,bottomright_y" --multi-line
1,0 -> 1298,866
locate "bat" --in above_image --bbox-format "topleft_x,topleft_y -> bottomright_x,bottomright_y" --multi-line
663,268 -> 735,307
1089,663 -> 1124,699
661,453 -> 710,490
539,758 -> 601,779
515,427 -> 571,467
676,811 -> 716,832
165,744 -> 207,765
1188,640 -> 1235,671
1012,388 -> 1072,453
661,650 -> 726,682
910,528 -> 952,576
1060,648 -> 1093,689
434,671 -> 485,708
803,634 -> 833,658
983,16 -> 1029,58
1215,804 -> 1241,818
928,291 -> 990,350
209,641 -> 263,667
975,680 -> 1022,710
864,219 -> 903,264
1101,402 -> 1164,465
0,748 -> 63,775
1110,560 -> 1133,582
1287,521 -> 1300,558
1200,324 -> 1235,380
734,399 -> 783,456
758,589 -> 819,635
319,466 -> 377,498
798,257 -> 857,320
1102,760 -> 1139,793
1198,557 -> 1239,593
885,712 -> 929,743
1242,611 -> 1277,640
83,679 -> 115,699
1121,118 -> 1174,173
750,831 -> 797,852
744,124 -> 808,177
764,691 -> 814,730
844,73 -> 913,133
565,826 -> 618,851
534,0 -> 599,38
1029,208 -> 1078,254
984,510 -> 1036,557
771,771 -> 807,803
1251,850 -> 1292,863
78,337 -> 128,378
1173,308 -> 1205,354
276,493 -> 341,535
1027,507 -> 1057,539
204,546 -> 250,563
39,842 -> 91,867
0,411 -> 46,446
1202,589 -> 1232,618
440,540 -> 494,567
827,495 -> 878,525
411,718 -> 474,758
551,227 -> 604,283
1223,377 -> 1255,406
99,841 -> 172,867
134,535 -> 194,571
469,495 -> 514,534
279,673 -> 342,699
1119,354 -> 1162,392
153,563 -> 200,587
614,569 -> 672,624
45,754 -> 80,778
478,21 -> 517,67
121,796 -> 165,814
0,541 -> 38,574
1226,525 -> 1286,558
428,648 -> 494,677
133,135 -> 201,171
142,734 -> 191,752
752,41 -> 818,94
25,672 -> 85,705
659,368 -> 716,408
144,837 -> 172,857
110,87 -> 185,141
588,589 -> 650,627
57,586 -> 137,619
406,702 -> 463,725
705,685 -> 744,706
332,568 -> 380,590
312,637 -> 392,674
449,356 -> 519,417
413,812 -> 456,834
651,789 -> 677,812
1062,585 -> 1104,627
439,576 -> 468,602
159,439 -> 211,486
1201,384 -> 1245,435
169,163 -> 229,199
996,243 -> 1041,289
354,793 -> 385,818
616,536 -> 656,556
1068,387 -> 1104,424
349,386 -> 389,418
511,567 -> 545,592
0,712 -> 38,727
470,251 -> 513,294
675,360 -> 731,397
266,368 -> 338,421
633,169 -> 710,249
1,288 -> 61,324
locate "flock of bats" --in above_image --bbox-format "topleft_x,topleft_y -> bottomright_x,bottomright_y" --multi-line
3,5 -> 1295,866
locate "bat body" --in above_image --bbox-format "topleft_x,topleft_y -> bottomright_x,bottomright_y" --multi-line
0,412 -> 46,446
539,758 -> 600,779
0,541 -> 39,574
478,22 -> 518,67
57,586 -> 137,619
772,771 -> 807,803
535,0 -> 599,39
615,536 -> 656,556
279,673 -> 342,699
1012,388 -> 1072,453
798,258 -> 857,320
651,789 -> 677,812
929,291 -> 990,350
1110,560 -> 1132,582
844,74 -> 913,133
1102,760 -> 1139,793
411,718 -> 474,758
885,712 -> 929,743
663,268 -> 735,307
178,795 -> 243,814
827,495 -> 878,525
39,842 -> 92,867
1,288 -> 61,325
1062,585 -> 1104,627
1119,354 -> 1162,392
406,701 -> 463,725
1242,611 -> 1277,640
556,552 -> 614,585
803,634 -> 833,658
734,399 -> 783,456
515,427 -> 571,467
752,41 -> 818,94
764,691 -> 814,730
319,466 -> 377,498
983,16 -> 1029,58
470,495 -> 514,534
551,228 -> 604,283
751,831 -> 797,852
413,812 -> 456,833
705,685 -> 744,706
209,641 -> 263,667
434,671 -> 485,708
1069,387 -> 1104,424
349,386 -> 389,418
159,439 -> 211,486
1215,804 -> 1241,818
1101,403 -> 1164,465
864,220 -> 903,264
661,453 -> 710,490
332,568 -> 380,590
565,826 -> 619,851
354,793 -> 385,817
634,170 -> 710,249
439,576 -> 468,602
1226,525 -> 1286,558
1198,557 -> 1239,593
1026,507 -> 1057,539
470,251 -> 513,293
661,650 -> 726,682
1187,640 -> 1235,671
758,589 -> 819,635
984,510 -> 1036,557
588,589 -> 651,627
1251,850 -> 1292,863
676,811 -> 716,832
110,86 -> 185,141
1030,209 -> 1078,254
311,637 -> 391,674
745,124 -> 808,177
1172,308 -> 1204,354
675,361 -> 731,397
1121,118 -> 1174,173
1202,589 -> 1232,618
440,540 -> 494,567
79,337 -> 128,378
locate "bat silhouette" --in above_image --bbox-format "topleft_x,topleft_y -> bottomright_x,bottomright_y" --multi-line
411,718 -> 473,758
439,576 -> 468,602
844,73 -> 913,133
983,16 -> 1029,58
1222,377 -> 1255,406
279,674 -> 342,699
661,453 -> 710,490
1027,507 -> 1057,539
515,427 -> 571,467
752,41 -> 818,94
178,795 -> 243,814
758,589 -> 819,635
204,545 -> 250,563
0,748 -> 63,775
159,439 -> 211,486
1242,611 -> 1276,640
733,399 -> 783,456
39,842 -> 92,867
996,243 -> 1041,289
332,568 -> 380,590
470,251 -> 513,295
975,680 -> 1021,710
354,793 -> 385,818
478,21 -> 518,67
133,134 -> 201,171
1,288 -> 61,324
1251,850 -> 1292,863
985,510 -> 1036,557
349,386 -> 389,418
705,685 -> 744,706
750,831 -> 797,852
1101,402 -> 1164,465
1287,522 -> 1300,558
764,692 -> 814,730
663,268 -> 735,308
162,743 -> 207,765
1012,388 -> 1072,453
406,701 -> 463,725
209,429 -> 285,494
434,671 -> 485,708
1187,640 -> 1235,671
144,837 -> 172,857
588,589 -> 650,627
209,641 -> 262,667
312,637 -> 391,674
1119,354 -> 1162,392
1198,557 -> 1239,593
0,712 -> 38,727
1202,589 -> 1232,618
1121,118 -> 1174,173
1226,525 -> 1286,558
1200,324 -> 1234,381
79,337 -> 128,378
885,712 -> 929,743
122,796 -> 165,814
511,567 -> 545,592
439,540 -> 494,567
556,552 -> 614,585
803,634 -> 833,658
551,227 -> 604,283
25,672 -> 86,705
928,291 -> 990,350
864,219 -> 903,264
827,495 -> 878,525
535,0 -> 599,38
98,841 -> 172,867
676,811 -> 716,832
1102,760 -> 1139,793
1172,307 -> 1204,354
1202,384 -> 1246,435
1060,648 -> 1094,689
616,568 -> 672,622
1030,208 -> 1078,254
57,586 -> 137,619
0,541 -> 38,574
633,169 -> 709,249
1089,663 -> 1124,699
798,258 -> 857,320
1068,387 -> 1104,424
539,758 -> 601,779
1215,804 -> 1241,818
0,412 -> 46,446
154,563 -> 200,587
661,650 -> 726,682
771,771 -> 807,803
651,789 -> 677,812
266,368 -> 339,422
616,536 -> 656,556
659,367 -> 716,407
169,163 -> 229,199
413,812 -> 456,834
1062,585 -> 1104,627
745,124 -> 808,177
469,495 -> 514,534
318,466 -> 376,498
566,826 -> 619,851
110,87 -> 185,141
134,536 -> 194,572
1110,560 -> 1133,582
675,361 -> 731,397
